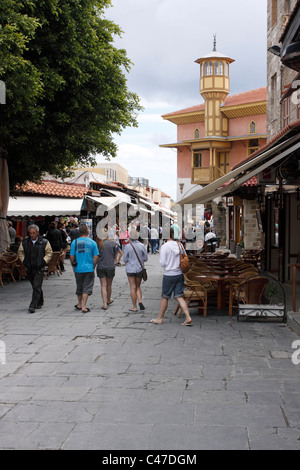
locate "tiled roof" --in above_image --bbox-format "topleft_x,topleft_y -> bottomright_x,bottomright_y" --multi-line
162,87 -> 267,118
221,87 -> 267,108
21,180 -> 88,198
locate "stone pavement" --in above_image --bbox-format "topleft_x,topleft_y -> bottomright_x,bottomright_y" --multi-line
1,253 -> 300,450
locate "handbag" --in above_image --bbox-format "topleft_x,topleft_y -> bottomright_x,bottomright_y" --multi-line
177,242 -> 190,274
130,243 -> 147,281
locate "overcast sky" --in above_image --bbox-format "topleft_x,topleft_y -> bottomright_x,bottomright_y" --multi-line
97,0 -> 268,200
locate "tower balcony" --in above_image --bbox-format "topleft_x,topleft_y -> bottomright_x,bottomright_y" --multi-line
192,166 -> 220,185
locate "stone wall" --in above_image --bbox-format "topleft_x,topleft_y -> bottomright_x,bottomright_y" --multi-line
267,0 -> 299,140
243,200 -> 264,249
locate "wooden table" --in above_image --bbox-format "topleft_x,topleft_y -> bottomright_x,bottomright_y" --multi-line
288,263 -> 300,312
195,274 -> 239,310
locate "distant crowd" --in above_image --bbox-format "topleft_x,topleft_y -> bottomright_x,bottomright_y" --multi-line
4,214 -> 219,326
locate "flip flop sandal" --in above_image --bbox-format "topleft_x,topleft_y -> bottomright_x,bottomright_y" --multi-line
139,302 -> 145,310
74,305 -> 82,310
181,320 -> 193,326
82,308 -> 90,313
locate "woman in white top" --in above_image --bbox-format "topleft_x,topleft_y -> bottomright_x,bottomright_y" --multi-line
151,228 -> 192,326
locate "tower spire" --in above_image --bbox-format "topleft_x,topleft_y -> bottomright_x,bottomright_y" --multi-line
213,34 -> 217,52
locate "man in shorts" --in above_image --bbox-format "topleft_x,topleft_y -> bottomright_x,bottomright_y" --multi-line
70,224 -> 99,313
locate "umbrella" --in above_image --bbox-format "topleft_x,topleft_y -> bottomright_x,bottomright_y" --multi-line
0,158 -> 10,252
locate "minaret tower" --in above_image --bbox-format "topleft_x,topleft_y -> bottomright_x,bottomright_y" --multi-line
195,36 -> 235,137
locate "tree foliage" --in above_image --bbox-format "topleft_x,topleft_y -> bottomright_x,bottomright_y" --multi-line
0,0 -> 142,189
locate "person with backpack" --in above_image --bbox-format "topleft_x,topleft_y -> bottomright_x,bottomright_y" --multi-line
70,224 -> 99,313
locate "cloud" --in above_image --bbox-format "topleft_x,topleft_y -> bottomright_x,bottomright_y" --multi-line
104,0 -> 268,200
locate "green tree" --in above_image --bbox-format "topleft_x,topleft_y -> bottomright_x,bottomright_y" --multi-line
0,0 -> 142,190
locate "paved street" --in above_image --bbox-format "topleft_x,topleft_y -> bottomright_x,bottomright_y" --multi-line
0,253 -> 300,450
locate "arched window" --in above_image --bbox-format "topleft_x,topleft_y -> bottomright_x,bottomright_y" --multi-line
194,129 -> 200,139
224,62 -> 229,76
215,61 -> 224,75
205,62 -> 213,76
250,121 -> 256,134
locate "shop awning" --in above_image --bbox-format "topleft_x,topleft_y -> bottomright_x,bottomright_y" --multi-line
7,196 -> 83,216
178,135 -> 300,205
85,195 -> 138,215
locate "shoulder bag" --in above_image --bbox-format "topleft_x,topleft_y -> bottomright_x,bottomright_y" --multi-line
130,243 -> 147,282
177,241 -> 190,274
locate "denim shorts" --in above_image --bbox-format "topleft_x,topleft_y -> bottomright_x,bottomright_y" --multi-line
161,274 -> 184,299
127,271 -> 143,279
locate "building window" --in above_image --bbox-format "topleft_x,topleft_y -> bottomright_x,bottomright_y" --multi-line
271,73 -> 277,114
205,62 -> 213,76
193,153 -> 202,168
224,63 -> 229,76
215,61 -> 224,76
249,121 -> 256,134
248,139 -> 259,156
282,97 -> 290,127
272,0 -> 278,26
194,128 -> 200,139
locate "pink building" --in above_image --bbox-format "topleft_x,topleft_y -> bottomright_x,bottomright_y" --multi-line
161,44 -> 267,247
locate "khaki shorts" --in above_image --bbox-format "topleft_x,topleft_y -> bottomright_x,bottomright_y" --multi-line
75,272 -> 95,296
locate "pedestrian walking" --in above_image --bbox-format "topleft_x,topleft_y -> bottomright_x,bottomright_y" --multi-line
151,227 -> 192,326
7,221 -> 16,244
70,224 -> 99,313
58,222 -> 68,271
123,228 -> 148,312
150,225 -> 159,254
69,222 -> 80,242
46,222 -> 62,252
96,228 -> 117,310
18,224 -> 53,313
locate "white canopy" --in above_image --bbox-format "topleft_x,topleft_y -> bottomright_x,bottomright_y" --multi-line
7,196 -> 83,217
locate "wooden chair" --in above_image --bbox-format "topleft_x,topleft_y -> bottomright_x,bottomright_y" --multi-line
228,275 -> 268,316
0,255 -> 18,286
44,252 -> 61,278
174,279 -> 208,318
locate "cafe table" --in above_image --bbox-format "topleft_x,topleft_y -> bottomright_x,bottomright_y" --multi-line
194,273 -> 240,310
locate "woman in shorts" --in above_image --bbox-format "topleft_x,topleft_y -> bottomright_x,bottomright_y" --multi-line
97,229 -> 117,310
123,229 -> 148,312
151,227 -> 192,326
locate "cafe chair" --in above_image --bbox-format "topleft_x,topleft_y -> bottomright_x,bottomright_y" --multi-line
228,275 -> 268,316
0,255 -> 18,286
174,279 -> 208,318
44,252 -> 62,279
